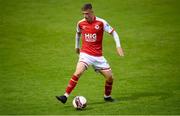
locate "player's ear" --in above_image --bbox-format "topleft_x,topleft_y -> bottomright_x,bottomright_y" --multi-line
90,10 -> 94,14
92,10 -> 94,13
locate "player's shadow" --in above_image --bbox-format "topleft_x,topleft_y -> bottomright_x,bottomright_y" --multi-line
63,101 -> 105,109
88,101 -> 106,105
62,97 -> 118,111
116,92 -> 172,101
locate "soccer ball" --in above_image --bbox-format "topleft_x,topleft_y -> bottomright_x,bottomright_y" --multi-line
72,96 -> 87,109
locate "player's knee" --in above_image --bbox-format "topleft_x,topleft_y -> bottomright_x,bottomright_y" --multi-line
106,75 -> 114,83
73,72 -> 83,78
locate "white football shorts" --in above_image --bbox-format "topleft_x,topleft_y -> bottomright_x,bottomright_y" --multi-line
78,52 -> 111,72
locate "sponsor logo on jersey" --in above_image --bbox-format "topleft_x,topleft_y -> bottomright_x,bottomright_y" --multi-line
84,33 -> 97,42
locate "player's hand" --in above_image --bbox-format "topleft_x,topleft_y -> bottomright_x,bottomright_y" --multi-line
75,48 -> 80,54
117,47 -> 124,56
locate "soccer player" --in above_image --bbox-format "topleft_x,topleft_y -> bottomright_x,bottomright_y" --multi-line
56,3 -> 124,104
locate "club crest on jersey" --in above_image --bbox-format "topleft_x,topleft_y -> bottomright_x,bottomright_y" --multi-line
84,33 -> 97,42
95,25 -> 99,30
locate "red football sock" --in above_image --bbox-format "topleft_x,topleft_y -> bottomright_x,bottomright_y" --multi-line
105,80 -> 113,96
65,75 -> 79,95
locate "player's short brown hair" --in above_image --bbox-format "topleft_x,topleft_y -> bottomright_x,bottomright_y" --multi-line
81,3 -> 92,11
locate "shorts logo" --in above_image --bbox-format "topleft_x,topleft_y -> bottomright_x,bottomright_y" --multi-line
95,25 -> 99,30
84,33 -> 97,42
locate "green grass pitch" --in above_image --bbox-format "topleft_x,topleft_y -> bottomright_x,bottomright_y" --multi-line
0,0 -> 180,115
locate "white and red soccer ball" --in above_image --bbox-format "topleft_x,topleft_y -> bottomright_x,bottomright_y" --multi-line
72,96 -> 87,109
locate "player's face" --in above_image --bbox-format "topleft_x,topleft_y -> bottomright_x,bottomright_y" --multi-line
82,9 -> 94,22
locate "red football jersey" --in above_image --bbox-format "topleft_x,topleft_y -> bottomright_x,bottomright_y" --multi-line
76,17 -> 114,56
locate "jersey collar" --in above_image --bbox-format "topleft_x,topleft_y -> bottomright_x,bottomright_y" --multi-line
86,16 -> 96,24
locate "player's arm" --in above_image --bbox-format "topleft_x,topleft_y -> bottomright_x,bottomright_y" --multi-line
103,19 -> 124,57
111,30 -> 124,56
75,32 -> 81,54
75,22 -> 81,54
